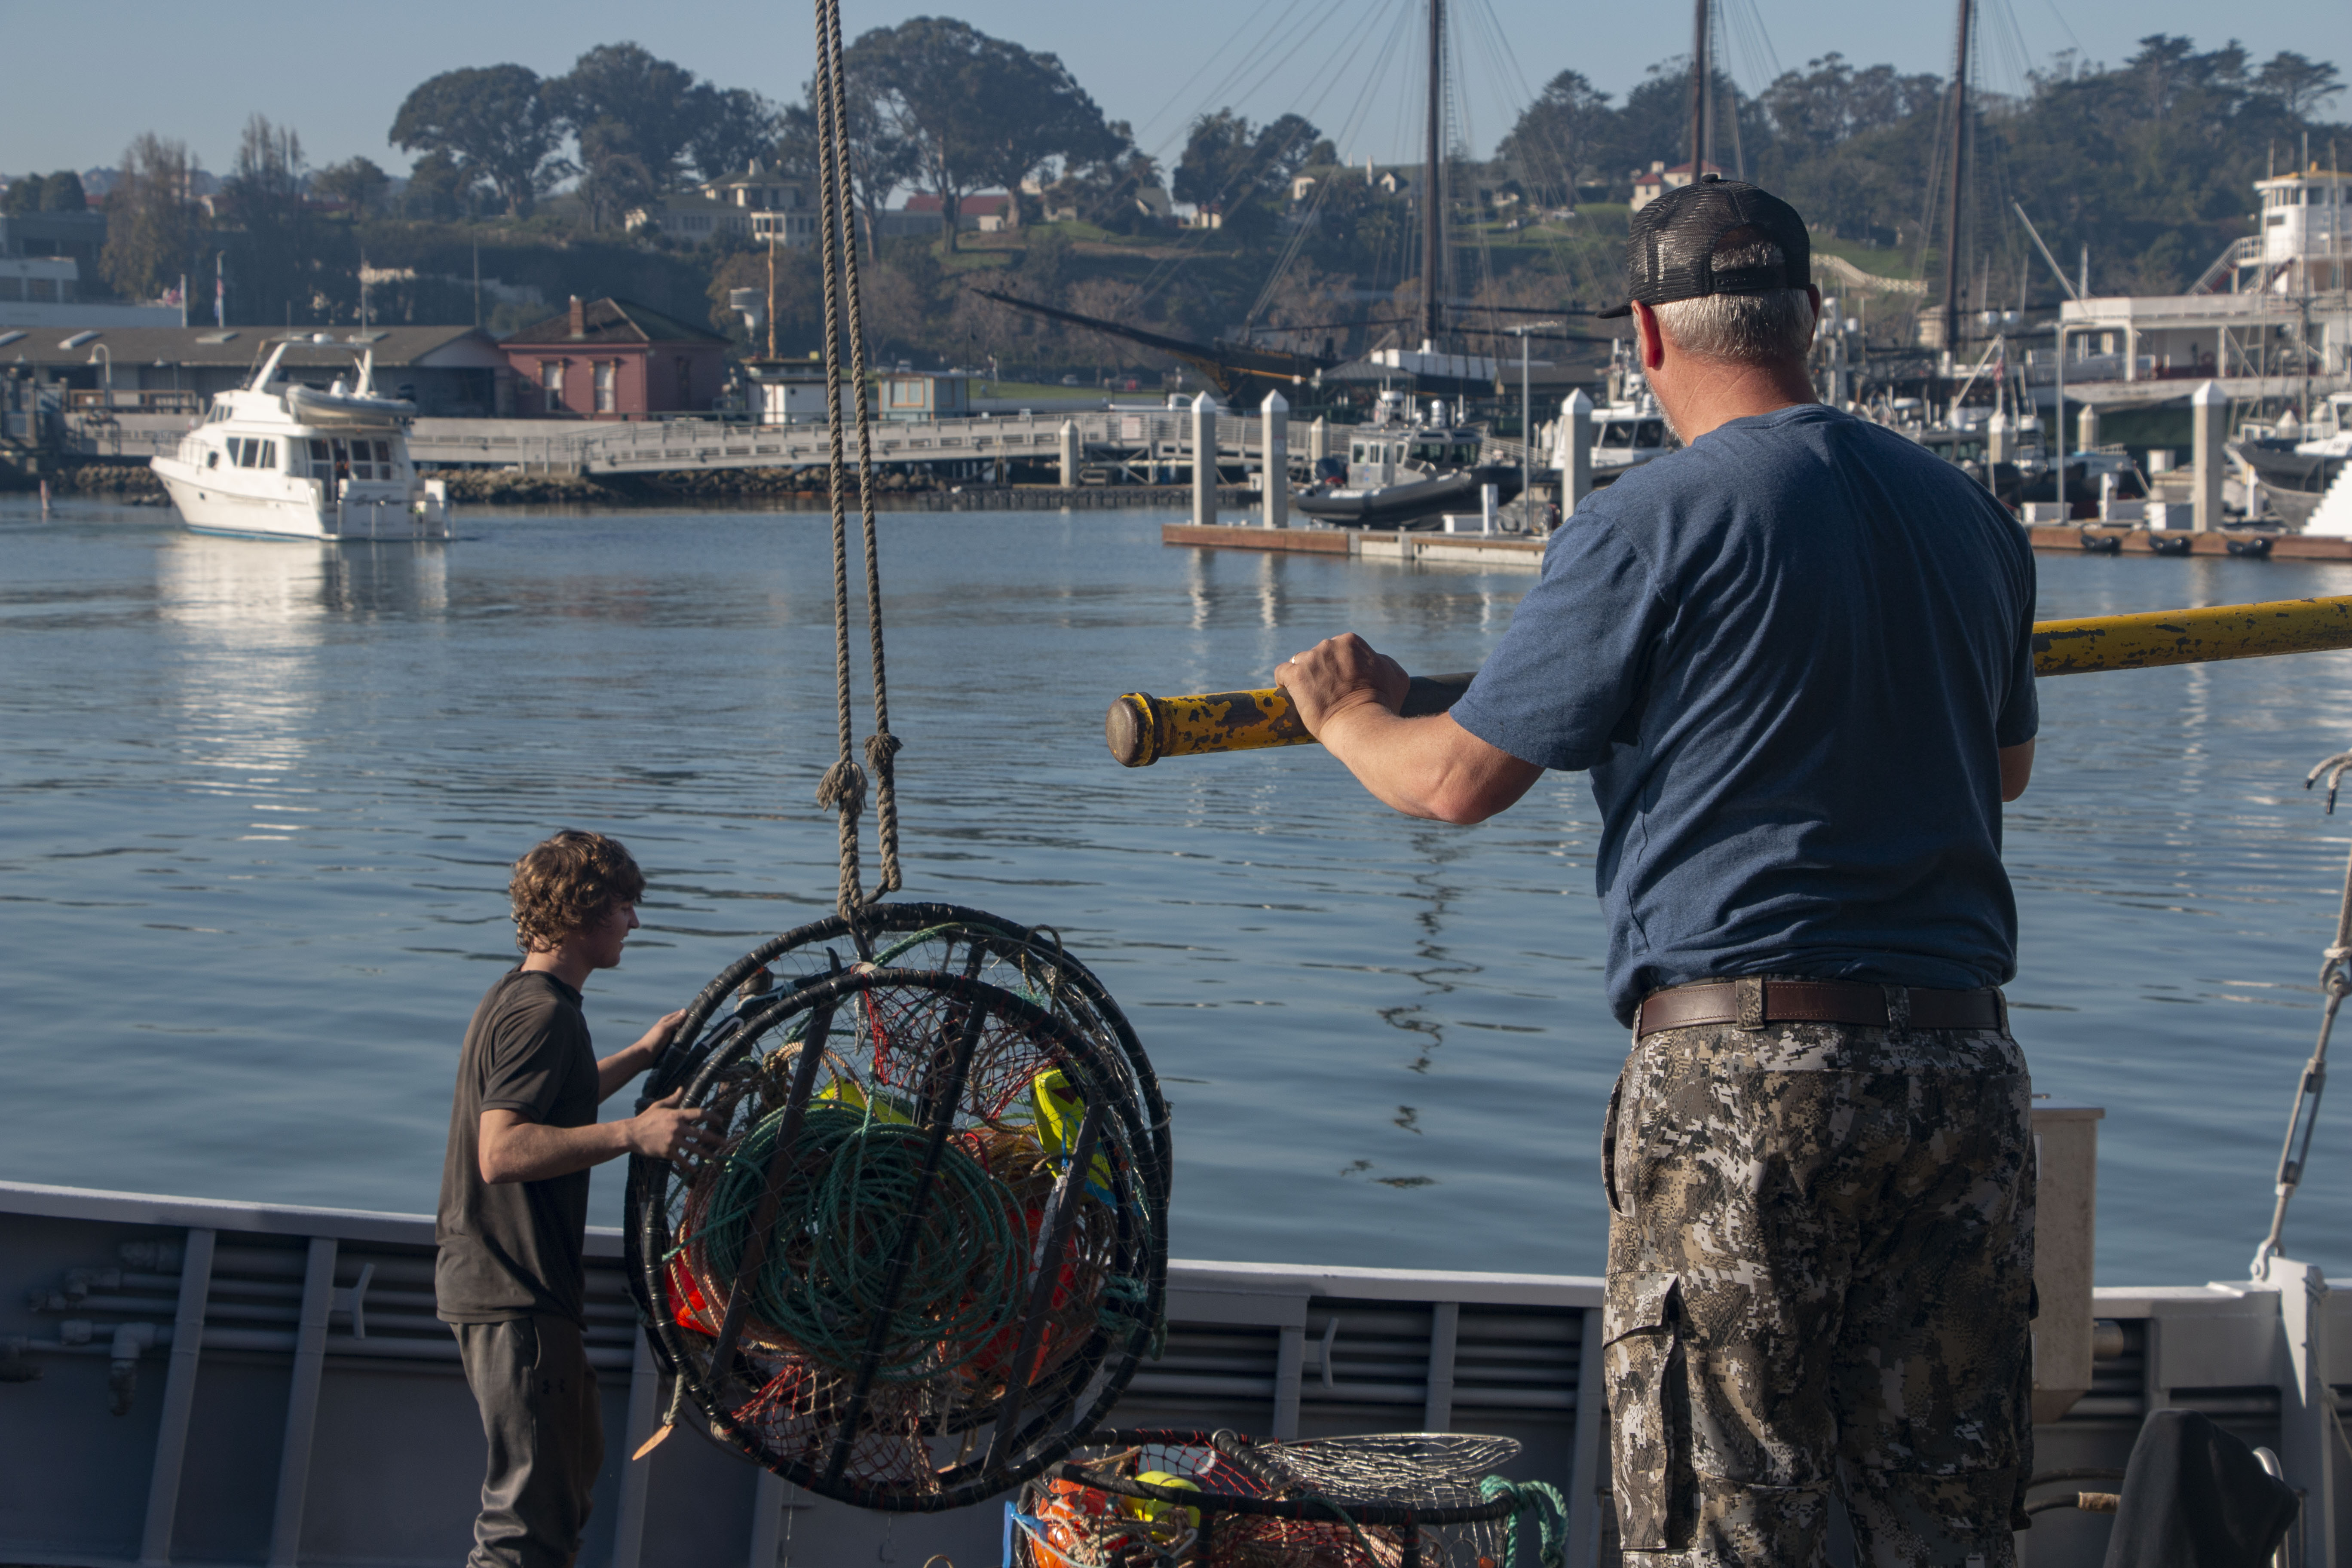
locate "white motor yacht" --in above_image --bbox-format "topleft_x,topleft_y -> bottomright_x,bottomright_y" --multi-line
150,337 -> 450,542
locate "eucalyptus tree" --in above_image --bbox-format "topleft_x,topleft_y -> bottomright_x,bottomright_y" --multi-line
846,18 -> 1118,250
389,64 -> 569,217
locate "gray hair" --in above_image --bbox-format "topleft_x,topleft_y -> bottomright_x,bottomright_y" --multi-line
1652,239 -> 1816,365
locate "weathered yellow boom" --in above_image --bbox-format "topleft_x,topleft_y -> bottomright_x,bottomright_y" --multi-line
1106,593 -> 2352,768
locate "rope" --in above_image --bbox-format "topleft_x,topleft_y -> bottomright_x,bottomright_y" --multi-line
809,0 -> 903,919
1478,1477 -> 1570,1568
694,1101 -> 1024,1381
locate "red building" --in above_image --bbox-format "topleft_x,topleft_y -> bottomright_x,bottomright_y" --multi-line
502,296 -> 730,419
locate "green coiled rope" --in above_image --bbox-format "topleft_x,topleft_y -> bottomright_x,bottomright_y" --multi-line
1479,1476 -> 1571,1568
696,1100 -> 1025,1383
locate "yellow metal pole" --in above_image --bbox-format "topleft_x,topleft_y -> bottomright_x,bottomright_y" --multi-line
1108,594 -> 2352,767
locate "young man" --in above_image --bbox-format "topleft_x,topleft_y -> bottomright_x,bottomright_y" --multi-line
1276,178 -> 2040,1566
435,830 -> 720,1568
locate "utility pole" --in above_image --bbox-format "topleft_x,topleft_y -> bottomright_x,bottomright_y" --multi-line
1689,0 -> 1711,178
1422,0 -> 1443,349
1940,0 -> 1975,358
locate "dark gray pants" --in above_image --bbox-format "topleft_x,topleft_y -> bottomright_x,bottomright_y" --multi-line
454,1316 -> 602,1568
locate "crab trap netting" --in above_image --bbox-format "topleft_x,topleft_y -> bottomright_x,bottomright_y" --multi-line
624,906 -> 1170,1510
1010,1430 -> 1568,1568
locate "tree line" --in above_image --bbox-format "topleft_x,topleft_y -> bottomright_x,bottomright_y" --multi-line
1501,37 -> 2345,297
68,22 -> 2351,374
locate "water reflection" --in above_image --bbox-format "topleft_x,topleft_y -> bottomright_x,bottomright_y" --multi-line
159,533 -> 450,633
157,534 -> 450,799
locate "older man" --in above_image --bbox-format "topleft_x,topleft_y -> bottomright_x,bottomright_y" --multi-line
1275,177 -> 2039,1566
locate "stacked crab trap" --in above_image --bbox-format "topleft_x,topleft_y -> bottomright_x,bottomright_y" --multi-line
1010,1431 -> 1565,1568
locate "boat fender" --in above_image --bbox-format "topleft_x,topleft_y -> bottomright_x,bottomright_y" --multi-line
2079,532 -> 2122,554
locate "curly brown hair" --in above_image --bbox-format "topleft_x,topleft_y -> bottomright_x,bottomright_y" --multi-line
508,830 -> 646,952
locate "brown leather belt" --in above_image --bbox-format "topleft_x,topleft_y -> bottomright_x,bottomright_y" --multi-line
1635,977 -> 2006,1038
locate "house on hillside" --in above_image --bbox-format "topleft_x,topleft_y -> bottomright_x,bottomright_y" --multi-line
629,163 -> 812,245
502,296 -> 729,419
902,193 -> 1012,233
1630,160 -> 1725,212
697,162 -> 807,214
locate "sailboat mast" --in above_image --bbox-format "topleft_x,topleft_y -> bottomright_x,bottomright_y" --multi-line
1423,0 -> 1443,347
1689,0 -> 1710,178
1940,0 -> 1973,358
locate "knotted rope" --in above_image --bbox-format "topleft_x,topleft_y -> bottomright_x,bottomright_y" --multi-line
812,0 -> 902,919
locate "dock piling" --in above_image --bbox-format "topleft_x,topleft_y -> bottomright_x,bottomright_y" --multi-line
1560,390 -> 1594,514
1261,391 -> 1289,530
1058,420 -> 1079,487
2193,379 -> 2225,534
1191,392 -> 1217,528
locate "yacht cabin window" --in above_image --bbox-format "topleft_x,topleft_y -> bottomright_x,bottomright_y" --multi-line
1634,420 -> 1666,448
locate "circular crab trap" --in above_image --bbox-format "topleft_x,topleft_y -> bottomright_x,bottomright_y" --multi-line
1010,1430 -> 1565,1568
625,952 -> 1166,1510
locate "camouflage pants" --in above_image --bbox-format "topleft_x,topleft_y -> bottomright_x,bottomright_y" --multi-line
1602,1013 -> 2034,1568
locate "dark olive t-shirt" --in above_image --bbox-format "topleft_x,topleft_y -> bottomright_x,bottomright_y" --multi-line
434,968 -> 599,1326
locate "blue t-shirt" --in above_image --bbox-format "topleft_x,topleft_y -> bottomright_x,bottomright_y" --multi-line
1451,402 -> 2038,1026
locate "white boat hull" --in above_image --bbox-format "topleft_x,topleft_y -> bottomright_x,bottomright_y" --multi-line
153,456 -> 449,543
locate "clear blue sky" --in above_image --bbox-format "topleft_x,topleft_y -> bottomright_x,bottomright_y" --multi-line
4,0 -> 2346,181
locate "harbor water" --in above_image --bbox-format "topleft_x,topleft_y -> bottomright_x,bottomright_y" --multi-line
6,497 -> 2352,1287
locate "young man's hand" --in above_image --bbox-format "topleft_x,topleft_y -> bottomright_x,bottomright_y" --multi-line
626,1090 -> 724,1167
633,1008 -> 689,1055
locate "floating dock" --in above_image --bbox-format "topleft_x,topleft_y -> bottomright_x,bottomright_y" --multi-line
1167,521 -> 2352,566
1164,521 -> 1547,567
2022,525 -> 2349,559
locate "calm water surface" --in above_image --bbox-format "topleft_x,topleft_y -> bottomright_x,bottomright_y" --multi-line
7,498 -> 2352,1286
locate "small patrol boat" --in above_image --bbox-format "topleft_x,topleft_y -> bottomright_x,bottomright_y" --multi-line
150,337 -> 451,542
1295,391 -> 1525,530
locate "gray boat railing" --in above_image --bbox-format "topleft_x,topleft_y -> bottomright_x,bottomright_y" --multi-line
9,1125 -> 2349,1568
0,1180 -> 1602,1568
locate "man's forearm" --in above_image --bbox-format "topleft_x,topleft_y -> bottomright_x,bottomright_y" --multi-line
596,1041 -> 656,1102
480,1118 -> 632,1184
1319,706 -> 1540,824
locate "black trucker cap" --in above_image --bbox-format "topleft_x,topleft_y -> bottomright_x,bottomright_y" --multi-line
1596,173 -> 1810,318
